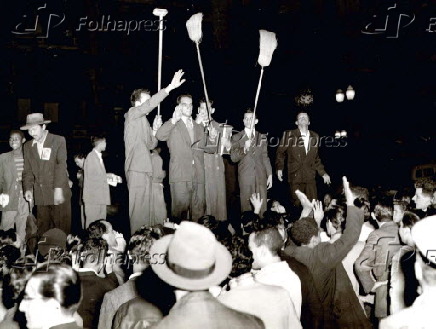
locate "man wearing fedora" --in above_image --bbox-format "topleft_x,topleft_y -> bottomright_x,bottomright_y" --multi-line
150,222 -> 265,329
21,113 -> 72,237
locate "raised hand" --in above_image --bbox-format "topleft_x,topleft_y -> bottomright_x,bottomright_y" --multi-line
171,107 -> 182,125
250,193 -> 263,214
277,169 -> 283,182
312,200 -> 324,226
166,70 -> 186,92
343,176 -> 355,206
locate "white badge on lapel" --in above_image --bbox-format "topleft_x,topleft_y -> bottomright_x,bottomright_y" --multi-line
41,148 -> 52,160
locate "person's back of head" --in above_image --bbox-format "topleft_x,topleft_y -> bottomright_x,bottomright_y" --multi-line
249,227 -> 284,269
373,195 -> 394,222
80,238 -> 108,270
289,217 -> 319,247
398,211 -> 421,247
86,220 -> 107,239
128,227 -> 163,273
240,211 -> 261,235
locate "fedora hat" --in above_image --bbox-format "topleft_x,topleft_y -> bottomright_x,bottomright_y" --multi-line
411,215 -> 436,265
20,113 -> 51,130
38,228 -> 67,257
150,221 -> 232,291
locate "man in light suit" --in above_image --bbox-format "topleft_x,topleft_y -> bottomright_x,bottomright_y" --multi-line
276,112 -> 330,206
83,135 -> 111,227
21,113 -> 72,236
0,130 -> 29,244
124,70 -> 185,233
231,109 -> 272,216
156,95 -> 217,222
355,197 -> 402,321
149,222 -> 265,329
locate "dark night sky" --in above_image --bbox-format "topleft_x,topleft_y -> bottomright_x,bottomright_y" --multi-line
1,0 -> 436,190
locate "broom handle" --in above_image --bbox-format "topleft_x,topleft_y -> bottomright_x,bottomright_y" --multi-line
250,67 -> 264,132
195,42 -> 212,123
156,17 -> 165,116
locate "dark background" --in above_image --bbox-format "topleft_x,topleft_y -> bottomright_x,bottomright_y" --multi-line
1,0 -> 435,193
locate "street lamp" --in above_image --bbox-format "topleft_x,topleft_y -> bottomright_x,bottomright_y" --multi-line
336,85 -> 356,102
346,85 -> 355,100
336,89 -> 345,103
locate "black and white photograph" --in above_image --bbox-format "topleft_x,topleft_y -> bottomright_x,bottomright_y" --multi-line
0,0 -> 435,328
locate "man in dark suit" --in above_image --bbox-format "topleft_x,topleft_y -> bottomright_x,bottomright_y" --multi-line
156,95 -> 217,222
21,113 -> 72,236
285,177 -> 371,329
231,109 -> 272,216
355,197 -> 402,321
276,112 -> 330,206
124,70 -> 185,233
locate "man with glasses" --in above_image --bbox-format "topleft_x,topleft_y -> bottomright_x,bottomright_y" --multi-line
156,95 -> 218,222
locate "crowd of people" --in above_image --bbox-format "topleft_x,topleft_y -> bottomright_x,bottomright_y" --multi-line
0,69 -> 434,329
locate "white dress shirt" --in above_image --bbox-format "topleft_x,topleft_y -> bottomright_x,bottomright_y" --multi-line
32,130 -> 48,158
299,129 -> 310,154
253,261 -> 302,319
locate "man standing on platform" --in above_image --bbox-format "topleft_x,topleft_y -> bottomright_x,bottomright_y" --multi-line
21,113 -> 72,236
276,112 -> 330,206
195,99 -> 231,221
156,95 -> 218,222
231,109 -> 272,216
124,70 -> 185,234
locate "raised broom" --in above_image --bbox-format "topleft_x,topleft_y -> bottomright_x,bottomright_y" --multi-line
186,13 -> 212,122
249,30 -> 278,132
153,8 -> 168,116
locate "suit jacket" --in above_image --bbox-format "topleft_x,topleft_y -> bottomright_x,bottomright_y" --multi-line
280,254 -> 324,329
124,89 -> 168,174
156,118 -> 214,184
22,132 -> 71,205
83,150 -> 110,205
355,221 -> 401,293
230,130 -> 272,187
0,151 -> 22,211
151,291 -> 264,329
98,279 -> 138,329
113,296 -> 163,329
276,129 -> 326,183
219,281 -> 301,329
355,221 -> 401,318
284,207 -> 371,329
78,271 -> 118,329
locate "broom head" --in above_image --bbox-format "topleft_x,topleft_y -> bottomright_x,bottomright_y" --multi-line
186,13 -> 203,43
257,30 -> 278,67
